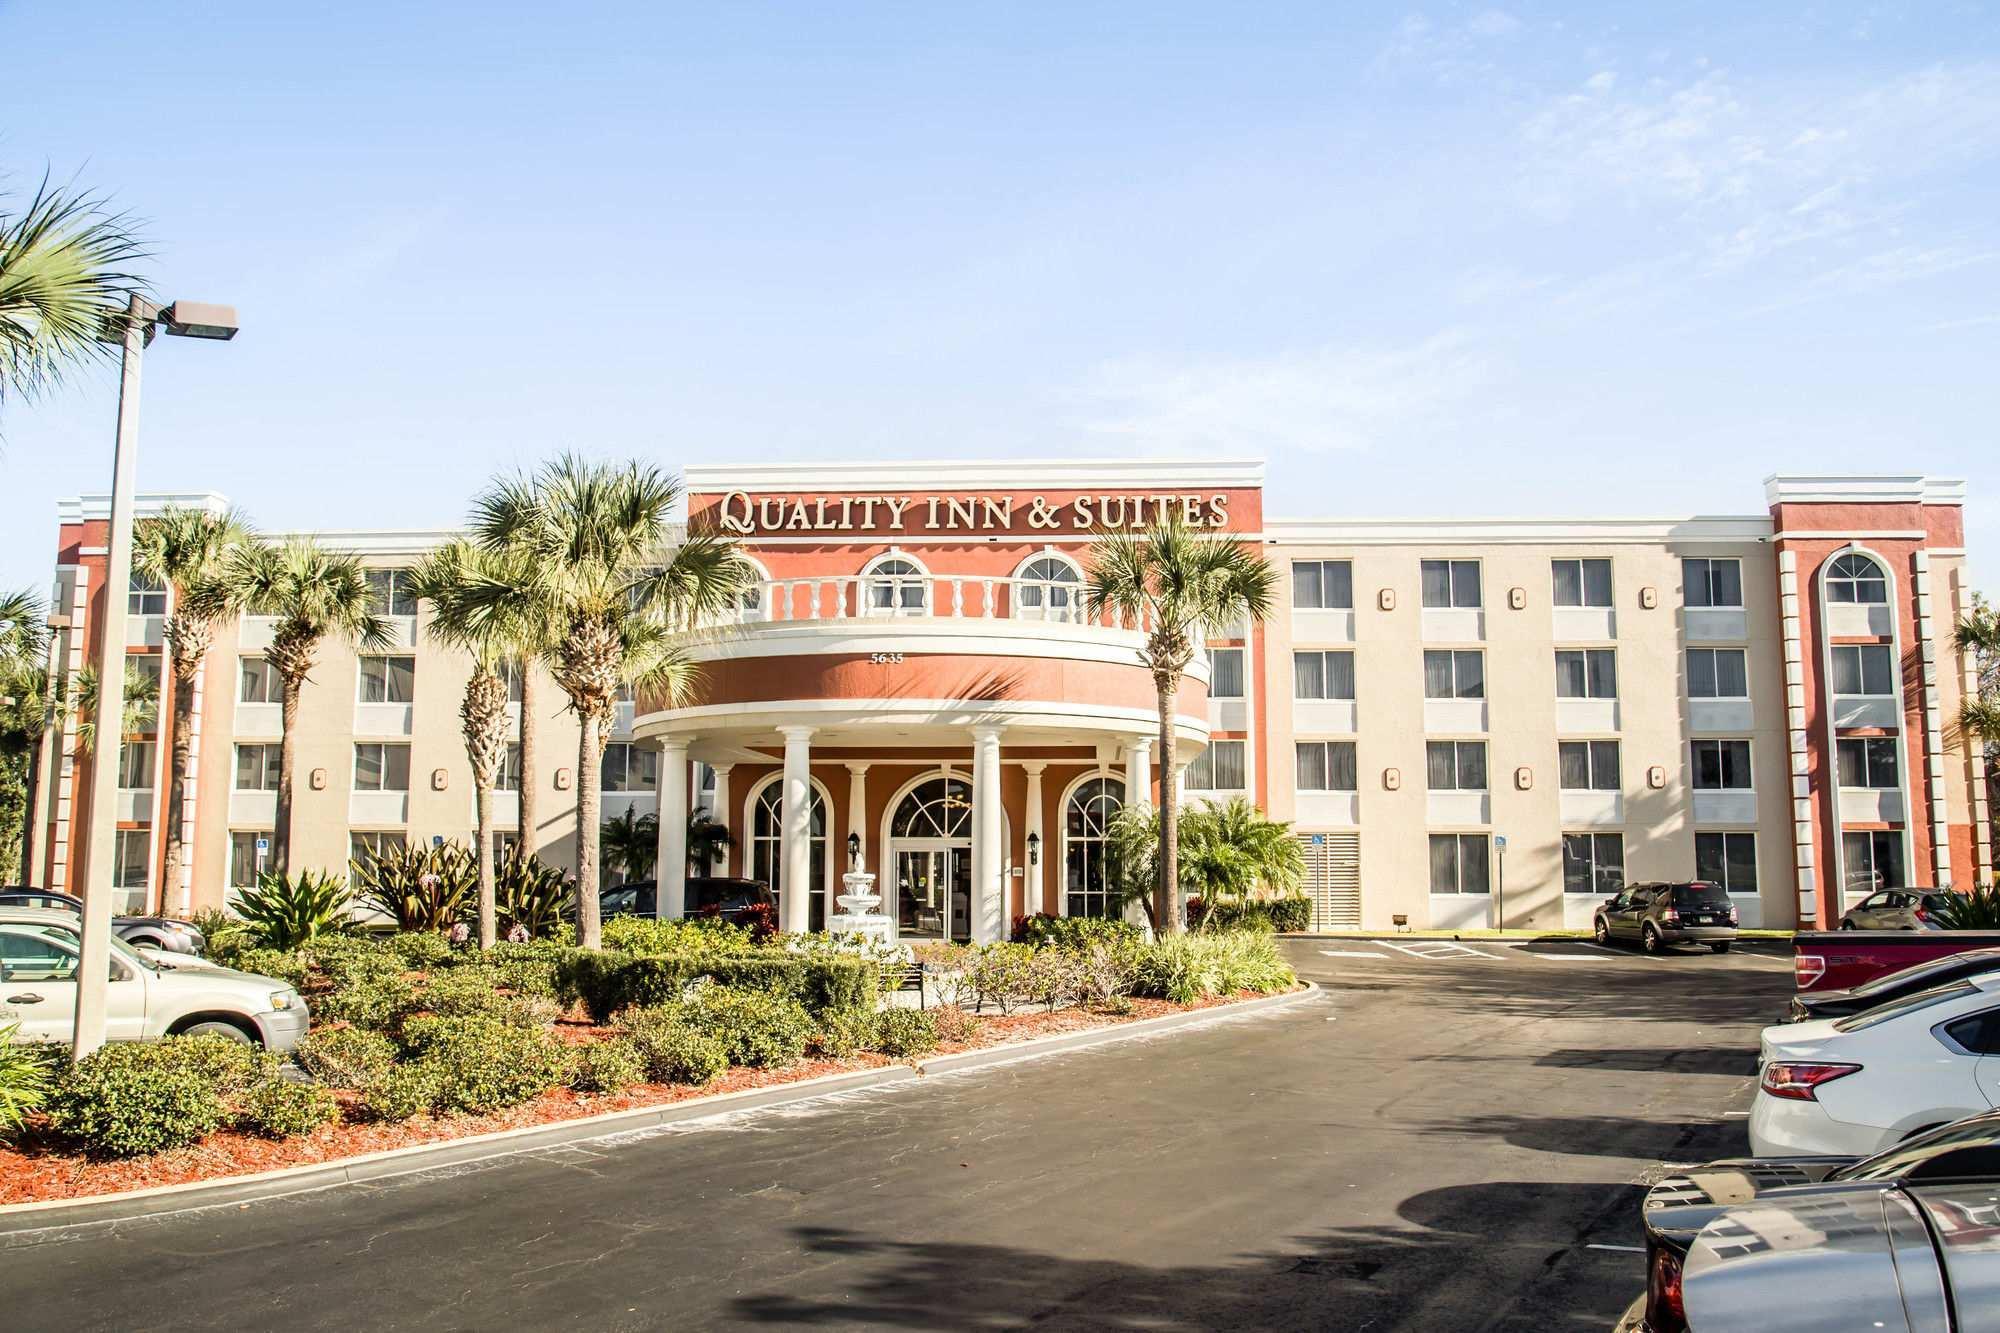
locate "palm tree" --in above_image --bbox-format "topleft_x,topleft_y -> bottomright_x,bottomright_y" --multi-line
0,175 -> 148,412
202,539 -> 390,872
688,810 -> 731,877
409,539 -> 542,948
66,662 -> 160,756
1178,797 -> 1305,915
469,456 -> 752,949
1957,598 -> 2000,862
601,807 -> 659,883
1086,515 -> 1277,933
134,506 -> 252,911
0,589 -> 51,882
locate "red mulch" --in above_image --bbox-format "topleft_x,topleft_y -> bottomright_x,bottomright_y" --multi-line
0,988 -> 1286,1206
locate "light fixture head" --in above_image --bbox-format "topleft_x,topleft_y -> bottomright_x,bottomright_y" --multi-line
161,300 -> 240,340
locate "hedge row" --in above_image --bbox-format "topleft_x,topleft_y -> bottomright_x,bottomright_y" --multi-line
557,949 -> 875,1024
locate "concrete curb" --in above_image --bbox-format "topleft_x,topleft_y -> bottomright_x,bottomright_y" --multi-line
0,983 -> 1315,1236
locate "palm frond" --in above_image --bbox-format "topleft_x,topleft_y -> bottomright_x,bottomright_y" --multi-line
0,587 -> 49,669
133,505 -> 254,595
0,174 -> 150,408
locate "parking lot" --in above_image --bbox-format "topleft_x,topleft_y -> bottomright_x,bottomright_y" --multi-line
3,936 -> 1795,1331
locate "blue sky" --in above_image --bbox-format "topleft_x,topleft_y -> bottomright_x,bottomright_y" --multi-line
3,2 -> 1997,587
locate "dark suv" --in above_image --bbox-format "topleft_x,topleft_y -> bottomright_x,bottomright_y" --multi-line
598,877 -> 776,927
1593,880 -> 1739,954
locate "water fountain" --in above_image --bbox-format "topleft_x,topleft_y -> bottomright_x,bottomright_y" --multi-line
827,870 -> 893,940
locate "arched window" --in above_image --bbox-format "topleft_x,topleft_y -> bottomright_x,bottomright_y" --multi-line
891,776 -> 974,838
749,779 -> 829,931
1015,554 -> 1081,623
863,554 -> 929,615
1064,776 -> 1126,919
735,556 -> 769,623
1827,553 -> 1888,605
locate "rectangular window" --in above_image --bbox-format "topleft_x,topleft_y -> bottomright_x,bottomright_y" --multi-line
354,743 -> 412,792
358,655 -> 416,704
127,654 -> 163,700
1833,644 -> 1895,696
239,656 -> 281,703
364,568 -> 418,617
1557,740 -> 1621,791
1426,740 -> 1488,791
1294,741 -> 1358,792
1837,737 -> 1901,788
1695,831 -> 1758,894
1692,739 -> 1754,790
1420,559 -> 1481,609
114,828 -> 150,889
1562,832 -> 1626,895
500,659 -> 526,703
1292,560 -> 1354,610
228,831 -> 267,888
600,742 -> 659,793
1423,650 -> 1485,700
1842,830 -> 1906,895
495,743 -> 522,792
1293,650 -> 1356,701
1188,741 -> 1247,791
128,573 -> 167,616
117,739 -> 155,790
1552,559 -> 1613,608
350,830 -> 407,862
233,743 -> 281,791
1683,558 -> 1744,609
1209,648 -> 1245,699
1687,648 -> 1749,699
1555,649 -> 1618,699
1429,833 -> 1490,894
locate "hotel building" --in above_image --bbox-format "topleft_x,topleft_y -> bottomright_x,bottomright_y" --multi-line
29,462 -> 1991,939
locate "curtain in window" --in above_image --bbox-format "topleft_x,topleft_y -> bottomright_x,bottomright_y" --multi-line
1295,743 -> 1327,791
1453,651 -> 1483,699
1294,652 -> 1325,700
1459,837 -> 1490,893
1322,562 -> 1353,609
1325,652 -> 1356,700
1293,562 -> 1323,610
1211,649 -> 1244,698
1426,742 -> 1455,790
1587,651 -> 1617,699
1583,560 -> 1612,606
1558,743 -> 1590,790
1456,743 -> 1487,791
1428,835 -> 1459,893
1209,742 -> 1246,790
1424,651 -> 1454,698
1590,740 -> 1620,790
1326,742 -> 1358,791
1421,561 -> 1452,608
1556,652 -> 1588,698
1553,561 -> 1582,606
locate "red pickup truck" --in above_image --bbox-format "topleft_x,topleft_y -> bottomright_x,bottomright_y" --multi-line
1793,930 -> 2000,991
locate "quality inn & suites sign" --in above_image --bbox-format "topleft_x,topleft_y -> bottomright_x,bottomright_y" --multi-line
705,489 -> 1238,537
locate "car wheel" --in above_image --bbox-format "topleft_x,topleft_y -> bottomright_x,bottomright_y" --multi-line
1642,924 -> 1664,955
1710,942 -> 1732,954
1840,920 -> 1855,930
177,1019 -> 256,1044
1594,917 -> 1610,946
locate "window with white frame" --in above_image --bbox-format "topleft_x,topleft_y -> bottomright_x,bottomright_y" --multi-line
117,739 -> 155,790
495,743 -> 522,792
127,654 -> 162,700
1692,739 -> 1753,790
1832,644 -> 1895,696
600,742 -> 658,792
1558,740 -> 1620,791
1292,560 -> 1354,610
862,555 -> 928,613
1826,553 -> 1888,605
1209,647 -> 1245,699
349,830 -> 407,862
364,568 -> 419,617
358,655 -> 416,704
1295,741 -> 1358,792
239,656 -> 281,703
128,572 -> 166,616
1696,831 -> 1758,894
353,743 -> 412,792
1420,559 -> 1481,609
1684,558 -> 1743,609
1429,834 -> 1490,894
1552,559 -> 1613,608
1426,740 -> 1487,791
228,831 -> 267,888
1842,831 -> 1905,895
1555,649 -> 1617,699
1837,737 -> 1901,789
1562,832 -> 1625,895
1064,776 -> 1125,919
114,828 -> 150,890
1688,648 -> 1749,699
753,778 -> 829,930
1016,555 -> 1081,622
1187,741 -> 1246,791
234,743 -> 281,791
1293,650 -> 1356,701
499,659 -> 526,702
1423,650 -> 1484,700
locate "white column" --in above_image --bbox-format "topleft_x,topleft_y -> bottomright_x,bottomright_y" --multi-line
845,762 -> 871,873
1123,738 -> 1153,809
709,764 -> 733,875
779,726 -> 815,934
656,739 -> 689,919
971,726 -> 1005,944
1021,761 -> 1047,920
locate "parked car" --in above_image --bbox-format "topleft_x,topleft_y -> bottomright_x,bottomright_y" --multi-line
1841,888 -> 1951,931
1593,881 -> 1739,954
1792,925 -> 2000,993
1619,1109 -> 2000,1331
0,907 -> 306,1050
1750,974 -> 2000,1158
0,887 -> 205,955
1788,946 -> 2000,1023
598,877 -> 776,927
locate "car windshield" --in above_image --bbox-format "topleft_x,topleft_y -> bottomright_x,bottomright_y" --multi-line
1673,883 -> 1730,907
1852,951 -> 2000,997
1835,1118 -> 2000,1182
1833,980 -> 1978,1033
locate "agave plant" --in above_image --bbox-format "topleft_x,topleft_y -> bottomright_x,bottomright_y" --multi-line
497,855 -> 577,939
351,841 -> 476,932
0,1022 -> 54,1139
1930,882 -> 2000,931
233,869 -> 353,950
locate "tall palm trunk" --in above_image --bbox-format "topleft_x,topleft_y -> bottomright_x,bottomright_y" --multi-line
160,643 -> 205,913
19,738 -> 43,885
273,676 -> 302,875
474,784 -> 497,947
1154,675 -> 1179,934
574,710 -> 605,949
461,668 -> 508,949
517,664 -> 539,860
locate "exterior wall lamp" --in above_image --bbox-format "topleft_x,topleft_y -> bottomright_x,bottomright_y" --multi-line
847,831 -> 861,867
1026,831 -> 1040,866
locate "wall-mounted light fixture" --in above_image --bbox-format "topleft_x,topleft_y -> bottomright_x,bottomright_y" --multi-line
847,831 -> 861,867
1026,831 -> 1041,866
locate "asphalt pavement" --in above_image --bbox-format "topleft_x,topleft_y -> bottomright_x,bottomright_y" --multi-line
2,936 -> 1793,1332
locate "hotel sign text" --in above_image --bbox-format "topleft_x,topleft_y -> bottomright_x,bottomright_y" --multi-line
711,491 -> 1234,536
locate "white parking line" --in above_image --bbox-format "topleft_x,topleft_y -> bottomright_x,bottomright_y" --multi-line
1319,949 -> 1390,958
1375,940 -> 1497,960
1528,953 -> 1608,960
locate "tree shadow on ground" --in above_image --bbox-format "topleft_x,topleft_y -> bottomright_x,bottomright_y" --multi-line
1425,1111 -> 1748,1164
1421,1047 -> 1754,1076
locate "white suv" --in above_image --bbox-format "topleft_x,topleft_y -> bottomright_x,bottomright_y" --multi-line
0,907 -> 308,1050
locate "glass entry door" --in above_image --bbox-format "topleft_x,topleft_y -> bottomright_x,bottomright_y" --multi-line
895,844 -> 972,943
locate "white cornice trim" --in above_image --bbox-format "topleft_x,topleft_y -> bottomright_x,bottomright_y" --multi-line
60,492 -> 230,523
682,458 -> 1265,493
1771,529 -> 1928,542
1262,515 -> 1773,546
1763,473 -> 1967,506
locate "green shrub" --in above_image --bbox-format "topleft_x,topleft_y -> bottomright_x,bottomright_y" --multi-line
237,1078 -> 338,1139
603,916 -> 753,956
359,1063 -> 441,1121
350,841 -> 476,932
1265,896 -> 1311,933
312,966 -> 419,1031
189,907 -> 250,960
561,951 -> 872,1024
622,1009 -> 728,1085
930,1003 -> 977,1044
398,1015 -> 569,1114
873,1008 -> 940,1058
1024,947 -> 1085,1012
0,1025 -> 56,1138
965,943 -> 1036,1015
417,967 -> 514,1021
1012,914 -> 1143,950
169,1032 -> 280,1093
233,869 -> 354,950
296,1027 -> 399,1087
387,930 -> 456,969
45,1040 -> 229,1156
665,986 -> 813,1068
1131,932 -> 1296,1003
567,1038 -> 647,1093
1932,884 -> 2000,930
496,854 -> 576,939
814,1007 -> 878,1059
225,946 -> 310,989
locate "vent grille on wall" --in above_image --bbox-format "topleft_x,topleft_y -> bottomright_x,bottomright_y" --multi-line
1300,831 -> 1362,930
